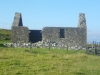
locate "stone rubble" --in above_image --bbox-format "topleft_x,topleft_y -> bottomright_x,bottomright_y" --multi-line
4,40 -> 86,50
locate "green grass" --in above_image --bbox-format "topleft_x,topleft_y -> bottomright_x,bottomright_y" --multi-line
0,47 -> 100,75
0,29 -> 11,40
0,40 -> 11,44
0,40 -> 11,47
0,29 -> 11,35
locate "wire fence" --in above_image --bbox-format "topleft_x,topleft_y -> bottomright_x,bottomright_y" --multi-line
86,41 -> 100,55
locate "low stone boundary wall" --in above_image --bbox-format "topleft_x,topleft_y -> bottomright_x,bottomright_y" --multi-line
4,41 -> 86,50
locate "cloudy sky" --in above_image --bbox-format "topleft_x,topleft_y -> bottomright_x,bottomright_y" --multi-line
0,0 -> 100,43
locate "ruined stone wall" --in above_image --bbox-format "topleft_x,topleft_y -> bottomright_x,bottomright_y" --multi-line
11,26 -> 29,43
42,13 -> 87,49
42,27 -> 86,49
10,12 -> 87,49
11,12 -> 29,43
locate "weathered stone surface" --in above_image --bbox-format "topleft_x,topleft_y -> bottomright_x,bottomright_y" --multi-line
10,12 -> 87,50
41,13 -> 87,49
78,13 -> 86,28
42,27 -> 86,49
12,12 -> 23,26
11,26 -> 29,43
11,12 -> 42,43
4,40 -> 86,50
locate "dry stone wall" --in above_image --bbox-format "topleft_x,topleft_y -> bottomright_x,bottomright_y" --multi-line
42,27 -> 86,49
11,12 -> 29,43
11,26 -> 29,43
78,13 -> 86,28
10,12 -> 87,50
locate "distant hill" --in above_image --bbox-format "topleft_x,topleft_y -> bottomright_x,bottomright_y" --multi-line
0,29 -> 11,40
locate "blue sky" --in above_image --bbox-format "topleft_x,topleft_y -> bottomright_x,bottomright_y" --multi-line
0,0 -> 100,43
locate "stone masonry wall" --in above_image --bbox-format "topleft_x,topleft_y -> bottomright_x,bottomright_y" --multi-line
42,27 -> 86,49
11,26 -> 29,43
11,12 -> 29,43
78,13 -> 86,28
10,12 -> 87,50
12,12 -> 23,26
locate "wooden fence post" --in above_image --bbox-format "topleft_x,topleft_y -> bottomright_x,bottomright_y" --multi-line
94,41 -> 97,55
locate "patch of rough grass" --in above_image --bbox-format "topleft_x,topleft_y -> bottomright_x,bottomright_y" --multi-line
0,47 -> 100,75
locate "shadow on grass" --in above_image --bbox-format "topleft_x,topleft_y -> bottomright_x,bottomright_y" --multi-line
24,49 -> 39,54
0,44 -> 7,47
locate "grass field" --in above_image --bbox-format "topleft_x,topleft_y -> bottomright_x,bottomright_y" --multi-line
0,46 -> 100,75
0,29 -> 11,40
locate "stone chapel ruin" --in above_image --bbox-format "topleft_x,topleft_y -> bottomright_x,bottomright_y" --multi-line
11,12 -> 87,50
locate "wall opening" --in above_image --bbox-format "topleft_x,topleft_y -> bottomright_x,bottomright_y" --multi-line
60,29 -> 65,38
29,30 -> 42,43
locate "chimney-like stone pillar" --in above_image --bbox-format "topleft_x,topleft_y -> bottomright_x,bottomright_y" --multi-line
78,13 -> 86,28
12,12 -> 23,26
